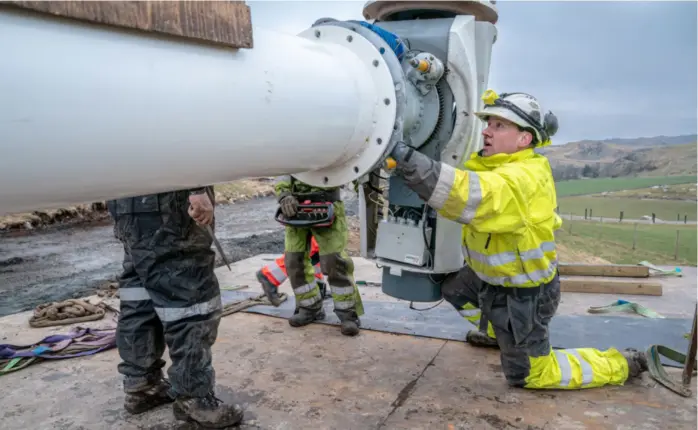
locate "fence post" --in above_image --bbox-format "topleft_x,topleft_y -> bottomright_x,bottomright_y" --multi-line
685,215 -> 688,224
675,230 -> 680,260
652,213 -> 656,224
584,208 -> 588,220
619,211 -> 624,222
678,213 -> 680,222
590,209 -> 593,219
632,223 -> 638,250
600,216 -> 604,223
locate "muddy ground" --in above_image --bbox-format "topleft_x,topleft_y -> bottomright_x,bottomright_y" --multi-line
0,193 -> 360,318
0,183 -> 602,318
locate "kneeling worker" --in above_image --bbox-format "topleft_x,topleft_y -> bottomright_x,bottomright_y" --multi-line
388,89 -> 648,389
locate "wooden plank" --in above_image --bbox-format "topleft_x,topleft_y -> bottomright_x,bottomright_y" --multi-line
4,1 -> 253,49
561,276 -> 662,296
559,263 -> 650,278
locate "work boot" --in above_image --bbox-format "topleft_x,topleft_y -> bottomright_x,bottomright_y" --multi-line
256,269 -> 283,307
621,348 -> 649,378
289,307 -> 326,327
173,392 -> 244,428
337,311 -> 361,336
124,379 -> 175,415
340,319 -> 360,336
466,330 -> 499,348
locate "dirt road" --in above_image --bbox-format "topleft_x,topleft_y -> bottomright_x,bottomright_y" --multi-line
564,213 -> 697,225
0,197 -> 287,318
0,192 -> 360,318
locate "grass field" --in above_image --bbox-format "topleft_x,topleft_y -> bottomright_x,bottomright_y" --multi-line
213,179 -> 275,203
556,220 -> 697,266
558,196 -> 697,221
604,183 -> 697,201
555,175 -> 697,197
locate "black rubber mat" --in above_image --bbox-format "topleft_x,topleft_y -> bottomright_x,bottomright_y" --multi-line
222,290 -> 692,365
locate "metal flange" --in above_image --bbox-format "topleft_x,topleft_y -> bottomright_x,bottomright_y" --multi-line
309,19 -> 408,173
294,24 -> 398,187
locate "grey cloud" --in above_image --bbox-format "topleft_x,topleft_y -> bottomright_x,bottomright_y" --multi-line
248,1 -> 696,143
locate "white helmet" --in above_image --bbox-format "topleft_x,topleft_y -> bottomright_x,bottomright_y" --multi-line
474,90 -> 558,146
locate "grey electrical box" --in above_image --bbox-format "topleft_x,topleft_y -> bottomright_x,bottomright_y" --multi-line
375,218 -> 432,267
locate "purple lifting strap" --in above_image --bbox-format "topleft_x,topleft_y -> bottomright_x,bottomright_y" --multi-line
0,327 -> 116,360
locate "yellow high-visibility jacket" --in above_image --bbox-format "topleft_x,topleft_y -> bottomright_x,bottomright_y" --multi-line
427,148 -> 562,288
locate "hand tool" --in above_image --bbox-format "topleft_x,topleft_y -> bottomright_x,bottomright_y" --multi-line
205,224 -> 232,271
274,201 -> 335,228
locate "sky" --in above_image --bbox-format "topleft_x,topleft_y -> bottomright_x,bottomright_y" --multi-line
247,1 -> 697,145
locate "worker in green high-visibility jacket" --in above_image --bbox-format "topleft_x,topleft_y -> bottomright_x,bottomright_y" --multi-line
274,175 -> 363,336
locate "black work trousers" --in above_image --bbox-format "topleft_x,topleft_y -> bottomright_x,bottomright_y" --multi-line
441,265 -> 561,387
108,189 -> 222,398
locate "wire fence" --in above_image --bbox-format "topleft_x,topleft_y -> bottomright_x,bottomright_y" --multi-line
555,211 -> 697,264
555,207 -> 696,225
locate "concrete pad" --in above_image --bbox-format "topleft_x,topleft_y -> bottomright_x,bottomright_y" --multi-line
381,341 -> 698,430
3,310 -> 695,429
1,310 -> 447,429
212,314 -> 445,429
220,255 -> 697,319
556,265 -> 697,319
0,294 -> 120,346
215,254 -> 391,303
1,256 -> 696,429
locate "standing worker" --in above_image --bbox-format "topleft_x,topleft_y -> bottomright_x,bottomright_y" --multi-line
275,176 -> 363,336
256,235 -> 331,307
107,186 -> 244,427
388,89 -> 648,389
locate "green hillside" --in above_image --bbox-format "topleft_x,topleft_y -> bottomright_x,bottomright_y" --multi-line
555,175 -> 697,197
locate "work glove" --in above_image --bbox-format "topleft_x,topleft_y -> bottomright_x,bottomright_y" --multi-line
279,195 -> 299,218
390,141 -> 415,165
389,141 -> 420,177
387,141 -> 442,204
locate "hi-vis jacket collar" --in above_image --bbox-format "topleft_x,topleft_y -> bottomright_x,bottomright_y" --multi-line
468,148 -> 537,171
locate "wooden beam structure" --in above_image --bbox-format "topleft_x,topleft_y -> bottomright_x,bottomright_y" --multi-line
559,263 -> 650,278
3,1 -> 253,48
560,276 -> 662,296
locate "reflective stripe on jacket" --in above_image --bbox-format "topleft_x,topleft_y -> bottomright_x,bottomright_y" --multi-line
427,148 -> 562,288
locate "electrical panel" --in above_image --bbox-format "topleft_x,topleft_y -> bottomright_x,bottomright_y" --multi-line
374,216 -> 432,267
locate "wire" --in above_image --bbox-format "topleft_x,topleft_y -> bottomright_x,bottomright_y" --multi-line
367,192 -> 394,218
367,193 -> 385,208
421,205 -> 433,266
419,205 -> 446,287
371,171 -> 389,181
368,183 -> 384,195
409,299 -> 444,311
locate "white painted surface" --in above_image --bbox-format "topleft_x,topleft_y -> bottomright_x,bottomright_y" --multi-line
0,10 -> 394,215
292,25 -> 396,188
